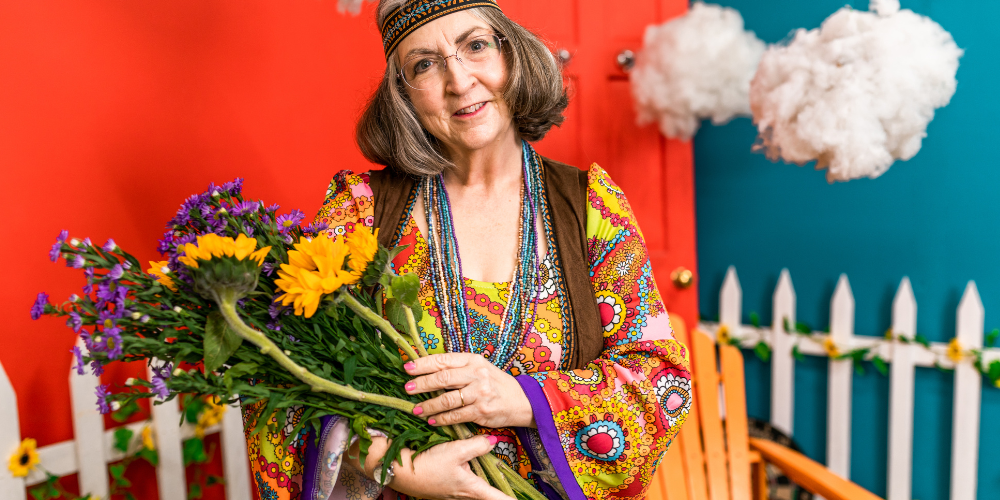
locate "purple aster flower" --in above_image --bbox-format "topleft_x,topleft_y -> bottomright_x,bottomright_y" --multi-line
108,264 -> 124,280
67,311 -> 83,332
71,346 -> 86,375
261,262 -> 276,276
95,384 -> 112,414
140,314 -> 150,323
283,234 -> 294,244
266,321 -> 282,332
71,254 -> 86,269
222,178 -> 244,195
265,203 -> 280,213
96,282 -> 117,303
302,222 -> 330,236
105,326 -> 123,360
81,237 -> 92,247
243,225 -> 255,238
30,292 -> 49,320
82,268 -> 95,294
99,307 -> 124,322
49,241 -> 62,262
102,238 -> 117,252
157,228 -> 175,255
231,200 -> 259,217
276,210 -> 305,234
122,261 -> 131,270
151,363 -> 172,400
57,230 -> 69,242
268,302 -> 290,320
90,360 -> 105,377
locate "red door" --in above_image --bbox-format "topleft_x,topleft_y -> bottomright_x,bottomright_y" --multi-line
504,0 -> 699,329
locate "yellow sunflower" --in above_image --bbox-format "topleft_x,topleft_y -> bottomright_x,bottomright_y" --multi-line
178,233 -> 270,269
146,260 -> 178,291
344,226 -> 379,277
8,438 -> 40,478
274,233 -> 358,318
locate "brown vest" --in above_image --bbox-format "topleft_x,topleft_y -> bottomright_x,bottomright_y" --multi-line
367,158 -> 603,370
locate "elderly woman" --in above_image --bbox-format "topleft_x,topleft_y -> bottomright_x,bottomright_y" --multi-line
243,1 -> 692,499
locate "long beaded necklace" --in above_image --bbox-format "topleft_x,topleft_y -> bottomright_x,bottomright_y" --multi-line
421,140 -> 544,371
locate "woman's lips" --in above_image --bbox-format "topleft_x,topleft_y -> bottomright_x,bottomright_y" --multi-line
453,101 -> 488,118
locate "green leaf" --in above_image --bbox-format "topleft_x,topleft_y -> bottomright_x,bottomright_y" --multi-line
111,399 -> 140,423
204,311 -> 243,373
223,362 -> 259,389
872,355 -> 889,376
749,312 -> 760,328
988,360 -> 1000,385
384,298 -> 408,333
987,329 -> 999,347
794,321 -> 812,334
914,334 -> 930,349
125,492 -> 138,500
206,474 -> 225,486
188,482 -> 203,499
113,427 -> 134,454
183,438 -> 208,466
792,344 -> 805,362
782,317 -> 791,333
391,273 -> 421,309
351,415 -> 377,464
753,341 -> 771,362
344,355 -> 358,386
137,447 -> 159,466
185,396 -> 206,425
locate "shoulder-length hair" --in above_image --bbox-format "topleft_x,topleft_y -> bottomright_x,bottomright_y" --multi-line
356,0 -> 569,176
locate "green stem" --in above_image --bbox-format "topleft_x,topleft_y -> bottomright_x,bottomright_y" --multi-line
494,455 -> 548,500
404,306 -> 429,358
338,293 -> 420,361
216,291 -> 415,413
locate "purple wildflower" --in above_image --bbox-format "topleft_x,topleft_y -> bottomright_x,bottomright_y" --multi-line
265,203 -> 280,213
231,200 -> 259,217
302,222 -> 330,236
96,281 -> 117,303
67,311 -> 83,332
96,384 -> 112,414
57,230 -> 69,242
122,261 -> 131,270
102,238 -> 117,252
222,178 -> 244,195
99,307 -> 124,322
243,225 -> 255,238
81,237 -> 92,247
283,234 -> 294,244
30,292 -> 49,320
268,302 -> 290,320
266,321 -> 282,332
71,254 -> 86,269
49,241 -> 62,262
157,228 -> 175,255
90,360 -> 105,376
108,264 -> 124,280
71,346 -> 85,375
83,268 -> 95,294
261,262 -> 276,276
105,326 -> 123,360
276,210 -> 305,234
151,363 -> 172,400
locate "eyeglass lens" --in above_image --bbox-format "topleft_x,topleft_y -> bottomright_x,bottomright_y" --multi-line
401,32 -> 504,90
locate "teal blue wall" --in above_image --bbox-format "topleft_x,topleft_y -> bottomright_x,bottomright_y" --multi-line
693,1 -> 1000,499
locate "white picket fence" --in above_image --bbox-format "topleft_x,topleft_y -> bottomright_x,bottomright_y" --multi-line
699,267 -> 1000,500
0,340 -> 251,500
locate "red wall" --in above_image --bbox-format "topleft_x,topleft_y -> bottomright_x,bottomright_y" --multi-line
1,1 -> 391,497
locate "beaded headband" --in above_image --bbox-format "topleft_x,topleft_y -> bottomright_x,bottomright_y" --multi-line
380,0 -> 503,60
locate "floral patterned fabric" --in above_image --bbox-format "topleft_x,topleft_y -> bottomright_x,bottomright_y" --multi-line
243,163 -> 692,500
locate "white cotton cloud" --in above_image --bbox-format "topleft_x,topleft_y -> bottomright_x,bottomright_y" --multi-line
631,2 -> 766,140
749,0 -> 962,182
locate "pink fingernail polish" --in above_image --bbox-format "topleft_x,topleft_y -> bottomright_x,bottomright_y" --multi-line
488,436 -> 498,445
413,406 -> 423,415
405,381 -> 416,392
428,418 -> 436,425
404,362 -> 416,370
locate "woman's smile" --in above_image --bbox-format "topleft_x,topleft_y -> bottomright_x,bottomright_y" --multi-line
453,101 -> 489,117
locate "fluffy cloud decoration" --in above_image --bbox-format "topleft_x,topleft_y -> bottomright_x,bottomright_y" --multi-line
631,2 -> 765,140
749,0 -> 963,182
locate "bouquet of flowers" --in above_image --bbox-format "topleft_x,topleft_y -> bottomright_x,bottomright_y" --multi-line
33,179 -> 542,500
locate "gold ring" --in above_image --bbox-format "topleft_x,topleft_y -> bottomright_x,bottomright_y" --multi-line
458,389 -> 466,407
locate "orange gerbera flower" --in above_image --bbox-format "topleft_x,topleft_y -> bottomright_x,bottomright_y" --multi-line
146,261 -> 178,291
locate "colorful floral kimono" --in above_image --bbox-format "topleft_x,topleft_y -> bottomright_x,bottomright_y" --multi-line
242,163 -> 692,500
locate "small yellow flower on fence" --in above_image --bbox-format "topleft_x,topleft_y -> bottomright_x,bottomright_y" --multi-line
823,338 -> 841,358
8,438 -> 40,478
141,425 -> 155,451
947,338 -> 964,363
195,397 -> 227,439
146,260 -> 178,291
717,325 -> 731,345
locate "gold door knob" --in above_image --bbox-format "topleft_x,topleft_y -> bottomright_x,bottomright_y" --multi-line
670,267 -> 695,289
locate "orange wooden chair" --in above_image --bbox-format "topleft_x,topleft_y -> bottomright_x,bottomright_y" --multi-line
647,316 -> 883,500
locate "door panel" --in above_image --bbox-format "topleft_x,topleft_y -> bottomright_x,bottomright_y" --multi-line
507,0 -> 697,328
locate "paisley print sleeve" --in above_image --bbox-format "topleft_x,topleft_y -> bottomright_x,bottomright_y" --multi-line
241,170 -> 374,500
514,164 -> 692,500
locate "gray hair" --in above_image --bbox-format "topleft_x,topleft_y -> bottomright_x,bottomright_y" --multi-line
356,0 -> 569,176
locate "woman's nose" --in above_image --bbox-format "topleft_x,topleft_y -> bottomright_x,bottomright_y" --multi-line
443,58 -> 477,94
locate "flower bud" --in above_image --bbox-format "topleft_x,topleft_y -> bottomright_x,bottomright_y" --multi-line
283,350 -> 291,355
173,368 -> 184,376
71,238 -> 81,246
212,190 -> 220,198
125,378 -> 135,386
140,315 -> 150,323
131,312 -> 142,320
69,294 -> 80,303
111,401 -> 121,411
217,207 -> 228,216
173,306 -> 183,314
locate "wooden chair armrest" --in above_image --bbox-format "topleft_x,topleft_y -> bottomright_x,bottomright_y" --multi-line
748,438 -> 884,500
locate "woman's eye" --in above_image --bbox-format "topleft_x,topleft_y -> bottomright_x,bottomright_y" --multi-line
468,40 -> 488,52
413,59 -> 435,74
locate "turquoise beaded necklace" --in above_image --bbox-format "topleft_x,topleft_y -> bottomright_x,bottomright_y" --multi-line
420,140 -> 544,370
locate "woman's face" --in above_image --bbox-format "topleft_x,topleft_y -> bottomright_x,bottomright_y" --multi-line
395,12 -> 515,156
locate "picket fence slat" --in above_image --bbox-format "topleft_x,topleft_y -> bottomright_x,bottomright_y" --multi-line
148,361 -> 188,500
950,282 -> 983,500
887,278 -> 916,500
221,398 -> 251,500
0,358 -> 26,500
70,338 -> 110,498
699,268 -> 997,500
826,274 -> 854,480
771,269 -> 796,436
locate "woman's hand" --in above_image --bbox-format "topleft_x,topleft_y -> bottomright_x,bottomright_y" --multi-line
347,434 -> 509,500
404,353 -> 535,429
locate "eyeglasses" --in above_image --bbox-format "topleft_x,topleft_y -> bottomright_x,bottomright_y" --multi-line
398,31 -> 508,91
